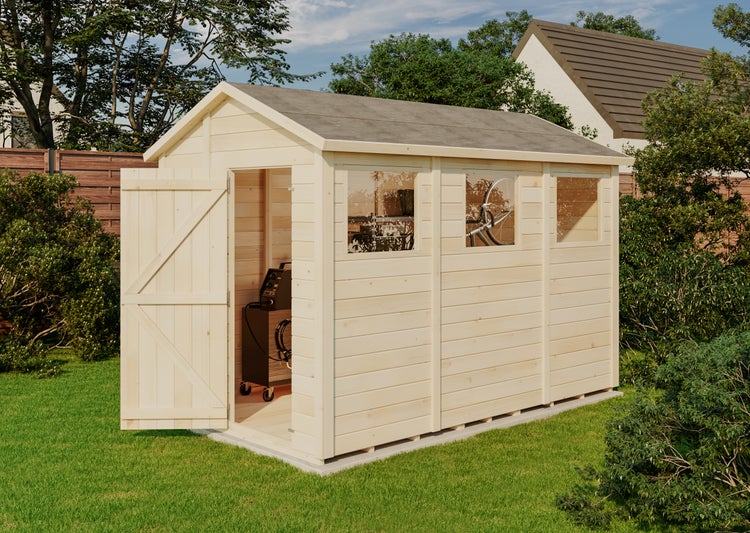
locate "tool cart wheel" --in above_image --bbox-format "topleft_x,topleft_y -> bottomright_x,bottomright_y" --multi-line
239,382 -> 252,396
262,387 -> 275,402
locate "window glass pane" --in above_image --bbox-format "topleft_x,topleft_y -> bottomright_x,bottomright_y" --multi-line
347,170 -> 416,253
557,177 -> 599,242
11,114 -> 35,148
465,174 -> 515,247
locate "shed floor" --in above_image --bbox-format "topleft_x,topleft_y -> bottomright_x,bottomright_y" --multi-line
229,384 -> 294,451
201,388 -> 623,475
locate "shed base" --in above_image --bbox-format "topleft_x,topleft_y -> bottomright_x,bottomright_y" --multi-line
196,388 -> 622,475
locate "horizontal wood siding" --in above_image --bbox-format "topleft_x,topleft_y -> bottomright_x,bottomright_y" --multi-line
548,168 -> 615,401
440,163 -> 545,428
56,150 -> 154,234
159,99 -> 315,171
157,98 -> 322,455
0,147 -> 48,172
332,157 -> 433,455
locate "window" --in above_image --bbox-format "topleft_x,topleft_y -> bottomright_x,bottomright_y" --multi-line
347,170 -> 416,253
557,177 -> 599,242
10,114 -> 35,148
465,174 -> 515,247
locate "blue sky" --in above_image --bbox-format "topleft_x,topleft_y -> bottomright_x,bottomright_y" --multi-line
226,0 -> 748,91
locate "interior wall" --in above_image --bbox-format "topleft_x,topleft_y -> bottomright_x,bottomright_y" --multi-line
234,169 -> 265,398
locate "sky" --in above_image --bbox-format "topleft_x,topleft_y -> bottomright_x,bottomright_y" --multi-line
226,0 -> 749,91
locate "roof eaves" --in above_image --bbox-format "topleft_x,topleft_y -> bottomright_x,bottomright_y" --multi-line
321,138 -> 633,166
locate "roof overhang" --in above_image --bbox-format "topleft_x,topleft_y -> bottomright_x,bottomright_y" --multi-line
321,139 -> 632,166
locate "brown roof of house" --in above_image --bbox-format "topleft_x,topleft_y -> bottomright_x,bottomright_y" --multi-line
513,19 -> 710,139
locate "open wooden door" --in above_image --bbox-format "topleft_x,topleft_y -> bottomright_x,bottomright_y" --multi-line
120,168 -> 229,430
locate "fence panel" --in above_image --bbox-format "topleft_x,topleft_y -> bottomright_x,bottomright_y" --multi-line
55,150 -> 156,234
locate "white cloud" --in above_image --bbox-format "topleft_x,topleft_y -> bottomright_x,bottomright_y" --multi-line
281,0 -> 698,52
274,0 -> 734,90
283,0 -> 497,49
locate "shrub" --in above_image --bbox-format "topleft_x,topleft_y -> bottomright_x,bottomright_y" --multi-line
558,331 -> 750,531
0,170 -> 119,373
619,195 -> 750,357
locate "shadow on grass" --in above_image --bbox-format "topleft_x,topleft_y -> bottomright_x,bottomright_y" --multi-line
131,429 -> 203,439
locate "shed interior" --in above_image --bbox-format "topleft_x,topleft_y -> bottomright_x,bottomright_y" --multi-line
231,167 -> 295,447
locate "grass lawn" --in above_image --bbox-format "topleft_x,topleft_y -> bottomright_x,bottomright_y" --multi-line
0,356 -> 651,532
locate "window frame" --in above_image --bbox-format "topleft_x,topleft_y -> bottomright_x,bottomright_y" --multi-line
344,168 -> 419,256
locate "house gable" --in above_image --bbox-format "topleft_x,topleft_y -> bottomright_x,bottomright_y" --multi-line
514,19 -> 709,140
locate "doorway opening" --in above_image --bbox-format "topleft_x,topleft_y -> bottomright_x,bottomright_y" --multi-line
231,168 -> 293,445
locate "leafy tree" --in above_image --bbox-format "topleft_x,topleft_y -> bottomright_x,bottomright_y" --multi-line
571,11 -> 658,39
329,32 -> 573,128
0,169 -> 119,375
457,10 -> 533,56
0,0 -> 316,151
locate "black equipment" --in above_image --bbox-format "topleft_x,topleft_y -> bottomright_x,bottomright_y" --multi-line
239,263 -> 292,402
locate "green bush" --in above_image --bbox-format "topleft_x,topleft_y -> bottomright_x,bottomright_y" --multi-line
0,170 -> 119,374
558,331 -> 750,531
619,195 -> 750,357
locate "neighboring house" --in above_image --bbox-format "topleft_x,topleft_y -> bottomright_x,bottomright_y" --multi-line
513,19 -> 709,189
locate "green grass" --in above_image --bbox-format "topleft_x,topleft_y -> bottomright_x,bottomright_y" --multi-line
0,357 -> 648,532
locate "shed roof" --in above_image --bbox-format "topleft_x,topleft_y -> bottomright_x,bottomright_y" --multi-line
145,82 -> 630,165
513,19 -> 709,139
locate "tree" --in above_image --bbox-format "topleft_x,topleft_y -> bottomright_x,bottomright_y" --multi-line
571,11 -> 658,39
713,2 -> 750,48
558,331 -> 750,531
457,10 -> 533,56
0,0 -> 316,151
329,31 -> 573,129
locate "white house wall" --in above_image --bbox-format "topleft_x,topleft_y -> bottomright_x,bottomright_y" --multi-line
515,35 -> 648,160
516,35 -> 614,144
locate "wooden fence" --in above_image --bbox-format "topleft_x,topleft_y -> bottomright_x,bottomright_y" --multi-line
0,148 -> 156,234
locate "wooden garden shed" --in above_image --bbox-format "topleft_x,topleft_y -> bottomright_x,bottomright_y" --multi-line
120,82 -> 630,468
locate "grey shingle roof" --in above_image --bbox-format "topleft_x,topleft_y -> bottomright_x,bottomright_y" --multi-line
228,83 -> 626,159
513,19 -> 710,139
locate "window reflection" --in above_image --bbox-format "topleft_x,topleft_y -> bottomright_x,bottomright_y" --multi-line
557,177 -> 599,242
465,175 -> 515,247
347,170 -> 416,253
